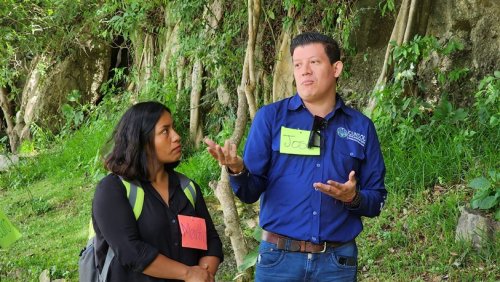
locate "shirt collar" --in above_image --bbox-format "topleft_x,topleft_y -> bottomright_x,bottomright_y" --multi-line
287,93 -> 351,117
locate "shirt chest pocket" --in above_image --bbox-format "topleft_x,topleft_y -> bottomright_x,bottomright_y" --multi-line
332,138 -> 365,177
270,136 -> 300,178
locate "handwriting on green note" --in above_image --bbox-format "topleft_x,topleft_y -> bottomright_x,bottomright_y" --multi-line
280,126 -> 320,155
0,210 -> 22,248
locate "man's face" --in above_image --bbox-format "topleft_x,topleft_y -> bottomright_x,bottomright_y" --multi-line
292,43 -> 342,103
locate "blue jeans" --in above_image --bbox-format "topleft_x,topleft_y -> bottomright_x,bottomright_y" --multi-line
255,240 -> 358,282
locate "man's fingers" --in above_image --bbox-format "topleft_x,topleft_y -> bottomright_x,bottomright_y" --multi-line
229,143 -> 237,159
204,138 -> 241,166
216,145 -> 226,162
315,183 -> 334,194
204,137 -> 216,148
206,148 -> 218,158
348,170 -> 356,182
205,137 -> 222,161
223,139 -> 234,159
326,180 -> 341,188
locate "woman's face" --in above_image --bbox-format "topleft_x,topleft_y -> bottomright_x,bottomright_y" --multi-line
152,111 -> 182,165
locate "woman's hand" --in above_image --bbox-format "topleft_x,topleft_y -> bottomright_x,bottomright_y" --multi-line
185,265 -> 214,282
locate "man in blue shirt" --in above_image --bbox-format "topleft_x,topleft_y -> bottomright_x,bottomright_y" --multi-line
205,32 -> 386,281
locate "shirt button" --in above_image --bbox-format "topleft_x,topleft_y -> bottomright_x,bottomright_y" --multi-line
316,163 -> 321,168
350,152 -> 354,156
313,211 -> 317,216
174,242 -> 178,247
311,237 -> 317,241
172,219 -> 176,224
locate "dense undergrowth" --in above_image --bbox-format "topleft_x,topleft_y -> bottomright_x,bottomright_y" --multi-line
1,32 -> 499,281
1,1 -> 498,281
1,71 -> 498,281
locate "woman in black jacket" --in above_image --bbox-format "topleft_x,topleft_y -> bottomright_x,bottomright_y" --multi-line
92,101 -> 223,281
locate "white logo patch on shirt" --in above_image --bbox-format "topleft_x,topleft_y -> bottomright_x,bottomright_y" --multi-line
337,127 -> 366,147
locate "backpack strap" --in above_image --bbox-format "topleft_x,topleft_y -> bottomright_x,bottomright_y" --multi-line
100,247 -> 115,282
121,180 -> 144,220
176,171 -> 197,208
91,174 -> 195,281
91,177 -> 144,282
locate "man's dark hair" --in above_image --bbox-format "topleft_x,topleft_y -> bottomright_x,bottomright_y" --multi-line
290,32 -> 341,64
105,101 -> 178,181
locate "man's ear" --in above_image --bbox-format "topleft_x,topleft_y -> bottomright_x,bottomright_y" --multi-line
333,61 -> 343,78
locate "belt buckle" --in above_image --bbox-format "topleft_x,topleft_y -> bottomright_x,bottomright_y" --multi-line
311,242 -> 327,253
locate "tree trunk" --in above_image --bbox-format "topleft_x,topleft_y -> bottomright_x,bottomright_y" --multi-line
211,1 -> 261,280
272,7 -> 296,103
13,55 -> 49,148
189,59 -> 203,145
159,3 -> 179,80
176,56 -> 186,103
189,0 -> 225,146
243,0 -> 261,120
131,32 -> 156,100
367,0 -> 430,114
0,87 -> 18,152
212,169 -> 249,277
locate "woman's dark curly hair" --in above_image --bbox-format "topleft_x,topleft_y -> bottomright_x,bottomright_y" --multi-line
104,101 -> 179,181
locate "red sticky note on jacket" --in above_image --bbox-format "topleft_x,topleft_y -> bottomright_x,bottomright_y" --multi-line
178,215 -> 207,250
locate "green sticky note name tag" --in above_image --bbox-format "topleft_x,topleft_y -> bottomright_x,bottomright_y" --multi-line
280,126 -> 320,155
0,210 -> 22,248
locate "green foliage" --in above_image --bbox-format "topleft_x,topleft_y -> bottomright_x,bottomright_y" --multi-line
136,70 -> 178,108
388,35 -> 463,90
437,67 -> 470,86
177,150 -> 220,196
18,140 -> 36,155
99,67 -> 129,97
468,171 -> 500,220
60,90 -> 87,133
390,36 -> 436,86
1,1 -> 498,281
95,0 -> 166,40
290,1 -> 359,57
378,0 -> 396,16
474,71 -> 500,128
373,36 -> 467,140
237,226 -> 262,274
358,191 -> 499,280
373,37 -> 497,202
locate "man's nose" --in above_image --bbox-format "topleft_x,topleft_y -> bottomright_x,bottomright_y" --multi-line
302,62 -> 312,75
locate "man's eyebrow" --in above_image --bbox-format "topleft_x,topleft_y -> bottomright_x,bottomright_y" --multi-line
293,56 -> 319,61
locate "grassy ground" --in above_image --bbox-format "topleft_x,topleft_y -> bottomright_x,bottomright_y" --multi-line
1,145 -> 498,281
0,103 -> 498,281
1,153 -> 498,281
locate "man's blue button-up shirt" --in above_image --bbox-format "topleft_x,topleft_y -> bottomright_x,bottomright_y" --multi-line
230,94 -> 386,243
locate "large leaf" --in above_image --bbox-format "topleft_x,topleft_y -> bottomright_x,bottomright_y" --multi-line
467,177 -> 490,190
477,196 -> 497,210
252,226 -> 263,241
237,248 -> 259,272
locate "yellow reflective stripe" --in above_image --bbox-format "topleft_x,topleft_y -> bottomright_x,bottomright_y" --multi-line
183,181 -> 196,208
88,178 -> 144,240
120,179 -> 143,220
133,187 -> 144,220
88,219 -> 95,240
123,180 -> 131,198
